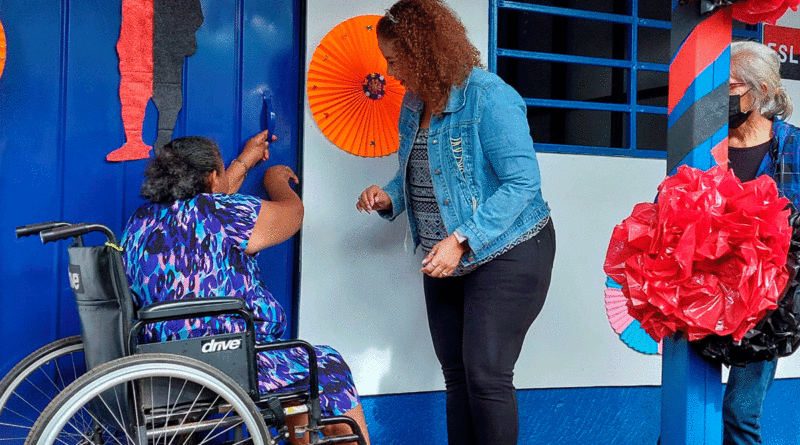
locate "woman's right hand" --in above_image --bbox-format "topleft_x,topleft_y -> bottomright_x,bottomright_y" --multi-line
248,165 -> 303,254
239,129 -> 276,169
356,185 -> 392,214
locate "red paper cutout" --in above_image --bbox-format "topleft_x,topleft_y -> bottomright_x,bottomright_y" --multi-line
711,137 -> 730,168
604,165 -> 792,342
0,17 -> 6,81
107,0 -> 154,162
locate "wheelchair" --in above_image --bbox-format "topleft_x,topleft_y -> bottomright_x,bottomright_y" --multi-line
1,221 -> 366,445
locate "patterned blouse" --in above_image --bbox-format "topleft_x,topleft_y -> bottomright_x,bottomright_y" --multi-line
122,193 -> 284,340
407,129 -> 548,276
121,193 -> 359,416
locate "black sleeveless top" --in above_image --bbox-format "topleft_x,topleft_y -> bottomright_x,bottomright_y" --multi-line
728,139 -> 771,182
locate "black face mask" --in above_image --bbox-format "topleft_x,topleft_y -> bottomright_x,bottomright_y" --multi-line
729,94 -> 752,130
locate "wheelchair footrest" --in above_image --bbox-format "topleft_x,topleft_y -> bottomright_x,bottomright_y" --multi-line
315,434 -> 362,445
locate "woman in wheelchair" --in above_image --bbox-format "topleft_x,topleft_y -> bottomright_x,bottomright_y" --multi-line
120,132 -> 370,444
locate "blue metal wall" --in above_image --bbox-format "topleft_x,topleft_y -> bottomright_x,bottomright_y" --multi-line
4,2 -> 800,444
0,0 -> 303,376
362,381 -> 800,444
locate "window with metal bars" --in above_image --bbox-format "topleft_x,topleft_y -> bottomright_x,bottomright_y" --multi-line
488,0 -> 760,158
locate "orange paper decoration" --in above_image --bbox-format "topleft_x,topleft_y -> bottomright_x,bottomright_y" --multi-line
0,17 -> 6,80
307,15 -> 405,157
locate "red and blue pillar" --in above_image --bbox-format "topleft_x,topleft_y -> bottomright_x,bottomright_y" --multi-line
668,2 -> 731,174
663,1 -> 731,444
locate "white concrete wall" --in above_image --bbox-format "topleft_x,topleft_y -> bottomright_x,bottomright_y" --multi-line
300,2 -> 800,395
300,0 -> 495,396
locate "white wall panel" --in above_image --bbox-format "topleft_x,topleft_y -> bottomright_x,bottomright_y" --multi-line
300,3 -> 800,395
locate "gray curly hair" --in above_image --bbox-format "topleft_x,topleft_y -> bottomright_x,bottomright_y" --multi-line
731,40 -> 793,120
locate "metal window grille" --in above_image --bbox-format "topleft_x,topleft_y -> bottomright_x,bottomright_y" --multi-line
488,0 -> 761,159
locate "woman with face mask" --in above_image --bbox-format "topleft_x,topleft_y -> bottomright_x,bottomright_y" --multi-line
723,40 -> 800,445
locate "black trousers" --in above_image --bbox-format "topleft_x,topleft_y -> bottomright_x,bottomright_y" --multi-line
423,218 -> 556,445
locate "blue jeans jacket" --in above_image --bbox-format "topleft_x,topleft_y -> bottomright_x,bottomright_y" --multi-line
380,67 -> 550,265
756,119 -> 800,209
722,120 -> 800,445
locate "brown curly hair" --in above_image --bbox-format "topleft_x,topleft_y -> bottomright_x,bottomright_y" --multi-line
377,0 -> 482,114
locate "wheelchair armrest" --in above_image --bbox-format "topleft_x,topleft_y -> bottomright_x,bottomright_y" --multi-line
137,297 -> 246,321
130,297 -> 256,365
255,339 -> 322,420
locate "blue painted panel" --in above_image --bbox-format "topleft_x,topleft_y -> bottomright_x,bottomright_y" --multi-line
0,0 -> 64,375
240,0 -> 304,334
60,0 -> 127,340
362,379 -> 800,444
661,335 -> 722,445
361,386 -> 662,445
0,0 -> 302,382
186,0 -> 238,145
176,0 -> 302,333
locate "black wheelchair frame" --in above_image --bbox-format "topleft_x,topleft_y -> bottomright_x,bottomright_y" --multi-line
0,221 -> 366,445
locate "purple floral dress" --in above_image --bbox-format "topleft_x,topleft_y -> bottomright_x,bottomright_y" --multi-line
121,193 -> 359,416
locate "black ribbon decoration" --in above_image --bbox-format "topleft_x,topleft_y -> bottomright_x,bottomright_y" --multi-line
692,207 -> 800,367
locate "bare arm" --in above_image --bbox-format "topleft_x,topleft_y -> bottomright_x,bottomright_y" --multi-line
227,129 -> 275,195
226,160 -> 248,195
245,165 -> 303,254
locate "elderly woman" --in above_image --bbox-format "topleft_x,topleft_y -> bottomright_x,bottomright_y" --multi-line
121,131 -> 370,445
724,41 -> 800,445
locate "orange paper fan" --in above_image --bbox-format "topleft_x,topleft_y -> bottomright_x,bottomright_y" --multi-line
307,15 -> 405,157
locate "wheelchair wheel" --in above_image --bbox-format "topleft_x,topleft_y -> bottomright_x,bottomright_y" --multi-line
25,353 -> 272,445
0,335 -> 85,444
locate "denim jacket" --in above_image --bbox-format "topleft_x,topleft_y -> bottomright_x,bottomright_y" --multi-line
380,67 -> 550,265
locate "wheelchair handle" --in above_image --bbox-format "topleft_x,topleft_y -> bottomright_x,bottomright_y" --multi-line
15,221 -> 71,238
40,223 -> 118,245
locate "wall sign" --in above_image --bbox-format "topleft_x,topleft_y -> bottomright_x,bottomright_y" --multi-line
763,24 -> 800,81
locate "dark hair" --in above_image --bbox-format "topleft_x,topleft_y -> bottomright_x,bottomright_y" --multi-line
377,0 -> 481,114
140,136 -> 223,203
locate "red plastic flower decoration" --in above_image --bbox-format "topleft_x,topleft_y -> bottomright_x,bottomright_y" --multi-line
604,165 -> 792,342
732,0 -> 800,25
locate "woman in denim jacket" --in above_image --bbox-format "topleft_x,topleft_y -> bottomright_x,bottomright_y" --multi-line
356,1 -> 555,443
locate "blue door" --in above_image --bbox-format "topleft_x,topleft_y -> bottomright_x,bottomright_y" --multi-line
0,0 -> 304,380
